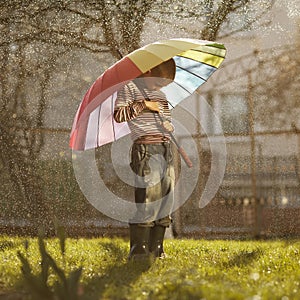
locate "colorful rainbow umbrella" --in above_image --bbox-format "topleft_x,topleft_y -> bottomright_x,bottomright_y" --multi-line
70,38 -> 226,151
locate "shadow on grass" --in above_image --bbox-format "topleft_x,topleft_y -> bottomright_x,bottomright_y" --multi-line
0,240 -> 18,252
224,247 -> 264,268
82,240 -> 151,300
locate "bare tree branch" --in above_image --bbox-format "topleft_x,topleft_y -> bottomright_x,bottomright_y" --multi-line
0,0 -> 276,228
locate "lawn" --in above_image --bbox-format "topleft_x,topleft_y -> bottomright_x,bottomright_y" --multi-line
0,235 -> 299,299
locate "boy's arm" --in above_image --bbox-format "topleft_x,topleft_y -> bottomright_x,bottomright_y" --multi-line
114,85 -> 146,123
114,101 -> 146,123
114,85 -> 161,123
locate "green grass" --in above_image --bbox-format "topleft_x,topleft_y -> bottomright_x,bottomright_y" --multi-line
0,236 -> 300,299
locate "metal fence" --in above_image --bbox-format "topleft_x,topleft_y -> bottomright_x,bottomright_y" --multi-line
174,129 -> 300,239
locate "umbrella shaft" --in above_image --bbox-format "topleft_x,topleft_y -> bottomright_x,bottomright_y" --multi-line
157,113 -> 192,168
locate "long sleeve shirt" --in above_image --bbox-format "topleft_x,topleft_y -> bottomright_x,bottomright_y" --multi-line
114,81 -> 172,143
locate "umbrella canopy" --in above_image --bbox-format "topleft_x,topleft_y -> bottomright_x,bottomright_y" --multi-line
70,38 -> 226,151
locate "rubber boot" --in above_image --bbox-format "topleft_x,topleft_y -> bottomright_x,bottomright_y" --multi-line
149,225 -> 166,258
128,224 -> 150,260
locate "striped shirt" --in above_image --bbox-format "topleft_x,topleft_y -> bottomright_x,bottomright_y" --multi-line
114,81 -> 172,143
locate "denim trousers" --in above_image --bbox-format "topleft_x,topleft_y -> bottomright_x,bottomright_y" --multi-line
130,142 -> 175,227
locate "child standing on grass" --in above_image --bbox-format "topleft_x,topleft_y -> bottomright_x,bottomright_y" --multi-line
114,59 -> 176,260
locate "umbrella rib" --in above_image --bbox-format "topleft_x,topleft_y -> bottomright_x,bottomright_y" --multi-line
176,64 -> 210,83
97,103 -> 102,147
191,48 -> 226,59
176,54 -> 218,69
171,80 -> 194,96
166,99 -> 175,109
111,95 -> 116,142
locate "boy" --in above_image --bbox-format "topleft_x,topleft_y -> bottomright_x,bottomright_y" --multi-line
114,59 -> 176,259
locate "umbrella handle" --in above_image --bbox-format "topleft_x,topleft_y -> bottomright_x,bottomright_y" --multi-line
177,146 -> 193,168
156,113 -> 193,168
